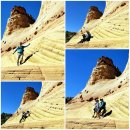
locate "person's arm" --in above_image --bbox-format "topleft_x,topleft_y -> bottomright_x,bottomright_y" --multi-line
100,102 -> 103,107
13,48 -> 17,54
23,43 -> 30,48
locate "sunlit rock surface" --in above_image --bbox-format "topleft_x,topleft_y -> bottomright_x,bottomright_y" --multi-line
67,1 -> 129,48
1,1 -> 65,80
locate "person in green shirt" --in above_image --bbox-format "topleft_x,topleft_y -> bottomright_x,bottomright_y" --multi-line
13,42 -> 30,66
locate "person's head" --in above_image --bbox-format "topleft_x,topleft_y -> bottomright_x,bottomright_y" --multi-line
100,98 -> 103,101
19,42 -> 22,46
95,99 -> 99,102
27,111 -> 29,113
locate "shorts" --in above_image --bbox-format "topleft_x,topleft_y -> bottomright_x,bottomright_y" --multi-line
94,108 -> 100,113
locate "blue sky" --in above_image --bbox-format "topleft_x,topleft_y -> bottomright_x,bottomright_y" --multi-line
66,1 -> 106,32
66,50 -> 129,97
1,82 -> 42,114
1,1 -> 41,38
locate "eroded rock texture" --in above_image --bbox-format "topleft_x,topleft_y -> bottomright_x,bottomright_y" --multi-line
21,87 -> 39,105
89,56 -> 121,85
86,6 -> 102,23
6,6 -> 35,35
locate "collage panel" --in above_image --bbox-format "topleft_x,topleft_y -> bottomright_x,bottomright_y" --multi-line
1,0 -> 65,81
0,0 -> 129,129
66,1 -> 129,48
66,49 -> 129,129
1,81 -> 65,129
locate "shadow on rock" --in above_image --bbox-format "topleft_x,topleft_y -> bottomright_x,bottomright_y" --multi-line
104,110 -> 112,117
22,51 -> 38,64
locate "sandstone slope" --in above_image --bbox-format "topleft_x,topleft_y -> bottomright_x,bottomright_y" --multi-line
67,1 -> 129,48
2,82 -> 64,129
66,57 -> 129,129
1,1 -> 65,80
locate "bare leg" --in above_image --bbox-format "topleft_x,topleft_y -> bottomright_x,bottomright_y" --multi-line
98,113 -> 100,119
92,111 -> 95,118
96,112 -> 100,119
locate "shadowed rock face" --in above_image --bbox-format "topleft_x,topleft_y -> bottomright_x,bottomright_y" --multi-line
86,6 -> 102,23
21,87 -> 39,105
89,56 -> 121,85
6,6 -> 35,35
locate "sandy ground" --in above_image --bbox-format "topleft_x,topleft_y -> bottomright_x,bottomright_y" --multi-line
66,118 -> 128,129
3,118 -> 128,129
67,39 -> 128,48
1,65 -> 64,80
2,120 -> 64,129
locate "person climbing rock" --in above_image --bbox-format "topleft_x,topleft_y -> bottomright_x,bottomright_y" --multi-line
26,111 -> 31,117
13,42 -> 30,66
92,99 -> 100,119
19,111 -> 30,123
99,98 -> 106,117
78,31 -> 93,43
19,112 -> 26,123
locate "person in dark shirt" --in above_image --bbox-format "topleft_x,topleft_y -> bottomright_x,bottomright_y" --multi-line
78,31 -> 93,43
19,111 -> 31,123
99,98 -> 106,117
